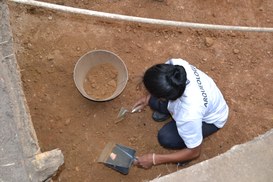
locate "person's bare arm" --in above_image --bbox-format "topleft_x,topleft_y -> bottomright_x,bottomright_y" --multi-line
135,145 -> 201,169
132,94 -> 151,111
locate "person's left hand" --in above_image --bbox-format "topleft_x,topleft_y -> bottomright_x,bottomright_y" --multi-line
132,94 -> 151,112
134,153 -> 154,169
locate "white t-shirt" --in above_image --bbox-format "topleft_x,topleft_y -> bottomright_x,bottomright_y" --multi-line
166,59 -> 229,149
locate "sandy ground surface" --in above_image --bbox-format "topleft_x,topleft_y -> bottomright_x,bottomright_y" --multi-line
8,0 -> 273,181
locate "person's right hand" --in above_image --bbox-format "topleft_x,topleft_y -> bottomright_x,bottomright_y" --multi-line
132,94 -> 151,112
133,153 -> 154,169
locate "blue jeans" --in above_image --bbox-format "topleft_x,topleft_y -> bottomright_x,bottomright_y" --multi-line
149,96 -> 219,149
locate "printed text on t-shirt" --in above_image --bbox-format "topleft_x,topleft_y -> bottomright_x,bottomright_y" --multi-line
191,65 -> 208,107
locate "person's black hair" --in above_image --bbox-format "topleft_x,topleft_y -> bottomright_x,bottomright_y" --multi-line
143,64 -> 187,100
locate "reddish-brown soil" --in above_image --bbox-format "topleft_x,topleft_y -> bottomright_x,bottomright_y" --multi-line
8,0 -> 273,181
83,63 -> 118,100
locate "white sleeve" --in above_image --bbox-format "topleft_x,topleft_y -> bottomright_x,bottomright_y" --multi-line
165,59 -> 173,64
176,119 -> 203,149
165,58 -> 188,65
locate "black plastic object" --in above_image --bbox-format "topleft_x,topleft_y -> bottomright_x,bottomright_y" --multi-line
97,142 -> 136,175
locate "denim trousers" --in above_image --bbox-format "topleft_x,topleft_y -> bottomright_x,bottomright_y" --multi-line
149,96 -> 219,149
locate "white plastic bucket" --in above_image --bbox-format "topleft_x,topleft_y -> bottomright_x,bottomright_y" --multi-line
73,50 -> 128,101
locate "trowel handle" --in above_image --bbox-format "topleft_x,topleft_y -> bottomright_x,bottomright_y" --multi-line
131,105 -> 143,113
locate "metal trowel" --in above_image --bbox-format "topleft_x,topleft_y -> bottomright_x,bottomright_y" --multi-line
116,105 -> 142,123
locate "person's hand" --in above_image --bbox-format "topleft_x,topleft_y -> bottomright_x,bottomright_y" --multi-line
132,94 -> 151,112
134,153 -> 154,169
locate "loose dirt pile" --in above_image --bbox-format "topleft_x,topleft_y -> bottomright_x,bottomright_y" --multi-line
84,63 -> 118,100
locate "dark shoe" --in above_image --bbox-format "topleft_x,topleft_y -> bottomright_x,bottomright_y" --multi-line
177,160 -> 190,167
152,111 -> 170,122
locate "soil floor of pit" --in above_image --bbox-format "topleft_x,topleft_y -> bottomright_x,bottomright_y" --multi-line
8,0 -> 273,181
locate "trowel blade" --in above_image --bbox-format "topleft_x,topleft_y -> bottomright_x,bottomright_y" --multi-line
117,107 -> 128,119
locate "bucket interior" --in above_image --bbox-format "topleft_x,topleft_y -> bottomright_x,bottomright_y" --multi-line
74,50 -> 128,101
